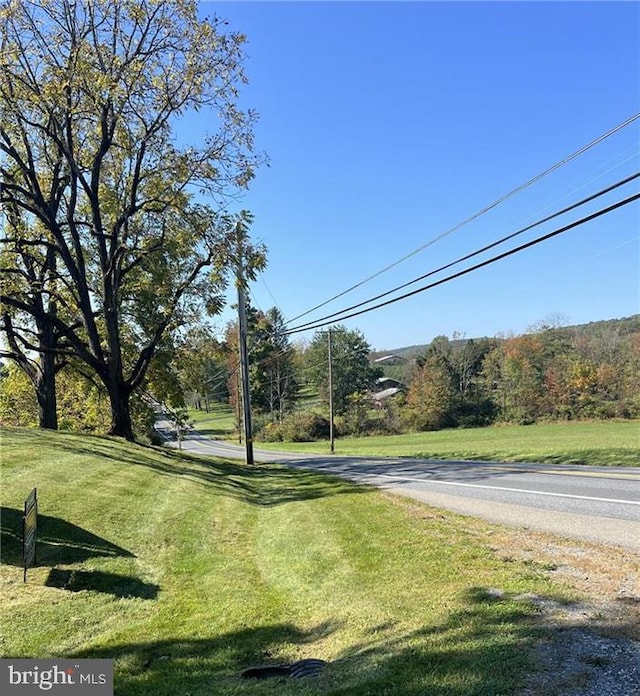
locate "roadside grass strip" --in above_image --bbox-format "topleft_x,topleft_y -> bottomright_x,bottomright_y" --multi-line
1,426 -> 582,695
256,420 -> 640,467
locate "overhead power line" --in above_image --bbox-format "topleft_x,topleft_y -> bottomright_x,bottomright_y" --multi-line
282,192 -> 640,336
281,172 -> 639,333
285,112 -> 640,326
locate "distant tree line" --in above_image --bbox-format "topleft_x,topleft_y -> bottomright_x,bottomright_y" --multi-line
387,315 -> 640,434
240,313 -> 639,441
2,310 -> 638,441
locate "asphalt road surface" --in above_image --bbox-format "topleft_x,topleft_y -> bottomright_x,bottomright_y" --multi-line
160,425 -> 640,552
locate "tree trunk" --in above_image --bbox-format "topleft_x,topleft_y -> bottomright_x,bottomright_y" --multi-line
1,312 -> 59,430
35,351 -> 58,430
102,288 -> 136,440
107,381 -> 135,441
36,313 -> 59,430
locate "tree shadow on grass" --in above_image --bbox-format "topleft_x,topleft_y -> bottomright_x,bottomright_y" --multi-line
326,589 -> 541,696
72,621 -> 338,693
67,583 -> 640,695
45,568 -> 159,599
71,587 -> 639,696
41,430 -> 366,508
65,588 -> 608,696
0,506 -> 134,567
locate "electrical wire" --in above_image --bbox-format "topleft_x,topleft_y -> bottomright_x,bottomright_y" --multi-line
282,192 -> 640,336
285,112 -> 640,326
259,274 -> 287,320
283,172 -> 639,333
514,143 -> 639,227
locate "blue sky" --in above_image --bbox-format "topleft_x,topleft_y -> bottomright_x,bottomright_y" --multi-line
196,1 -> 639,350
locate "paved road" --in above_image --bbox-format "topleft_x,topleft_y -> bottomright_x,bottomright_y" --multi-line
162,428 -> 640,552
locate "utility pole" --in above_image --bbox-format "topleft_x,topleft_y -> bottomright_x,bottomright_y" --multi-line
235,369 -> 242,445
328,327 -> 335,454
236,222 -> 254,466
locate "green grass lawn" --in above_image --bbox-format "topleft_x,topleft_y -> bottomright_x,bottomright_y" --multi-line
256,420 -> 640,467
188,402 -> 236,438
0,426 -> 582,695
296,385 -> 322,411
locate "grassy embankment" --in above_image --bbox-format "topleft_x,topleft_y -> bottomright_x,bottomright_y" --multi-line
188,402 -> 236,438
0,426 -> 588,695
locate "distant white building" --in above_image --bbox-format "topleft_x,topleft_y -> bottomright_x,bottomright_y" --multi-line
372,377 -> 405,407
373,354 -> 405,365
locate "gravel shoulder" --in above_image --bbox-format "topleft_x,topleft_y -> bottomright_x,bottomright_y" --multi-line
390,493 -> 639,696
487,526 -> 639,696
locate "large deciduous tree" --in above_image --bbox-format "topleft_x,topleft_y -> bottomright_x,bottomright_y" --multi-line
305,326 -> 381,415
482,335 -> 545,424
0,0 -> 263,439
225,305 -> 297,423
176,326 -> 230,411
250,307 -> 298,421
406,351 -> 456,431
1,207 -> 65,429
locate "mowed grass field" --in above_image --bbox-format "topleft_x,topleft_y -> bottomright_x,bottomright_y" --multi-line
188,403 -> 237,438
256,420 -> 640,467
0,426 -> 584,696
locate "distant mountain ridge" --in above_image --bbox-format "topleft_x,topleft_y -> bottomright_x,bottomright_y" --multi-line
371,314 -> 640,361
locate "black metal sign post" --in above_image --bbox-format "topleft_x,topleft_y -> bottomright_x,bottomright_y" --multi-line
22,488 -> 37,582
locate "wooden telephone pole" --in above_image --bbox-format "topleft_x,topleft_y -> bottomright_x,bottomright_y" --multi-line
236,222 -> 254,466
328,327 -> 335,454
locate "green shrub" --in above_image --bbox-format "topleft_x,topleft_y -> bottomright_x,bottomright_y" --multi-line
258,420 -> 285,442
284,411 -> 330,441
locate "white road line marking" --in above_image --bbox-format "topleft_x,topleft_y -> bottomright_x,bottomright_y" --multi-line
376,474 -> 640,506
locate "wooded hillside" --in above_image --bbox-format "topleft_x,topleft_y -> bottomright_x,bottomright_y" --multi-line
371,315 -> 639,431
